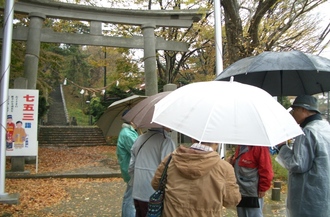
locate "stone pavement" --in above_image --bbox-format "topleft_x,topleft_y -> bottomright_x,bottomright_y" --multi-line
39,178 -> 287,217
39,179 -> 126,217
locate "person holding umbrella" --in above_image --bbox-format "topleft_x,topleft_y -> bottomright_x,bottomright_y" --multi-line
116,110 -> 139,217
151,140 -> 241,216
276,95 -> 330,217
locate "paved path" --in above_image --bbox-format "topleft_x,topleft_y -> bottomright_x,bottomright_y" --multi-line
39,180 -> 125,217
6,164 -> 287,216
37,178 -> 287,217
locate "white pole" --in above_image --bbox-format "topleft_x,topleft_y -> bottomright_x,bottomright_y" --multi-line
214,0 -> 223,76
0,0 -> 14,196
214,0 -> 226,158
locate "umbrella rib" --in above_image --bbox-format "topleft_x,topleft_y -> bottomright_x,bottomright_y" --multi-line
295,70 -> 308,94
260,71 -> 268,92
280,70 -> 283,96
200,104 -> 216,143
317,82 -> 325,95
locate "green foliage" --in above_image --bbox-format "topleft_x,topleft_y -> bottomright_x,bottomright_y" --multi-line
271,154 -> 288,181
89,97 -> 106,123
37,87 -> 50,123
9,41 -> 26,84
60,44 -> 93,87
63,85 -> 89,126
38,95 -> 48,123
278,96 -> 291,109
62,83 -> 145,126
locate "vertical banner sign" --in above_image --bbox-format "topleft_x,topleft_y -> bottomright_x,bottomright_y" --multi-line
6,89 -> 39,156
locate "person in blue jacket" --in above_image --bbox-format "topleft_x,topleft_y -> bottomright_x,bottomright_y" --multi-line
116,110 -> 139,217
276,95 -> 330,217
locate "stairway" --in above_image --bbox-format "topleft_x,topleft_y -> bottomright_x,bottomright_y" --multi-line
47,85 -> 68,126
38,126 -> 107,146
39,85 -> 107,146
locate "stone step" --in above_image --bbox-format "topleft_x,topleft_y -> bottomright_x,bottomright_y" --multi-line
38,126 -> 107,146
41,85 -> 108,146
47,85 -> 68,126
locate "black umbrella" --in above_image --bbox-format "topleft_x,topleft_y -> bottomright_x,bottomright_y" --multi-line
215,50 -> 330,96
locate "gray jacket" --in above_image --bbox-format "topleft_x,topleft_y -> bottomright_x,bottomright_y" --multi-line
128,128 -> 176,202
277,119 -> 330,217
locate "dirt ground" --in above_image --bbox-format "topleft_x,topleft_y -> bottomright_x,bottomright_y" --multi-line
0,145 -> 287,217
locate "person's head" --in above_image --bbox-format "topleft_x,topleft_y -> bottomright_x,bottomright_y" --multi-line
7,115 -> 12,123
291,95 -> 320,124
16,121 -> 23,128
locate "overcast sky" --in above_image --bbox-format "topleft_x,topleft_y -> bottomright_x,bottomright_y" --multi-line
316,1 -> 330,59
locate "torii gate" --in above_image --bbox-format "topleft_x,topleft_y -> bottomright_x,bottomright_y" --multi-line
1,0 -> 202,96
0,0 -> 202,203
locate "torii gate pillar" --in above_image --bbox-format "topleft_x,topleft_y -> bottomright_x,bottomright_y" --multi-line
142,24 -> 157,96
23,12 -> 46,89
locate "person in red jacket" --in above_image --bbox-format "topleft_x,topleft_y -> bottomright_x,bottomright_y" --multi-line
229,145 -> 273,217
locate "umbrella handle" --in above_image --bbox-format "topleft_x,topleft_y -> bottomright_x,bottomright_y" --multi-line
130,122 -> 142,134
230,76 -> 234,82
218,143 -> 225,159
137,128 -> 143,135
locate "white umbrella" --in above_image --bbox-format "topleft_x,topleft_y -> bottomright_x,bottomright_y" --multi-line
152,81 -> 303,146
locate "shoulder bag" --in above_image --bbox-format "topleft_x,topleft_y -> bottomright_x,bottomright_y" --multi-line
146,155 -> 172,217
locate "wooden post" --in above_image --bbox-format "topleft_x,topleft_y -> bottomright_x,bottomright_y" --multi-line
274,181 -> 282,189
271,181 -> 282,201
271,188 -> 281,201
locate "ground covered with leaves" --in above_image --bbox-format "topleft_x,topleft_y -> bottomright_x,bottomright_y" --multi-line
1,146 -> 124,217
1,146 -> 287,217
5,146 -> 118,174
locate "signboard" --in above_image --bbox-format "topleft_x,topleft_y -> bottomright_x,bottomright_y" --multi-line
6,89 -> 39,156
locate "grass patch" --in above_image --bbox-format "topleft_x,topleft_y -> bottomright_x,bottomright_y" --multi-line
271,154 -> 288,181
63,85 -> 89,126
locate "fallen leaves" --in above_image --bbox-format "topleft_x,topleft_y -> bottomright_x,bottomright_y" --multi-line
0,178 -> 123,216
1,145 -> 288,216
1,145 -> 122,216
6,146 -> 118,174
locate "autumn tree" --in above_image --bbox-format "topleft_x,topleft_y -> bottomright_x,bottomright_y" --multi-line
3,0 -> 329,119
221,0 -> 328,63
131,0 -> 329,84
